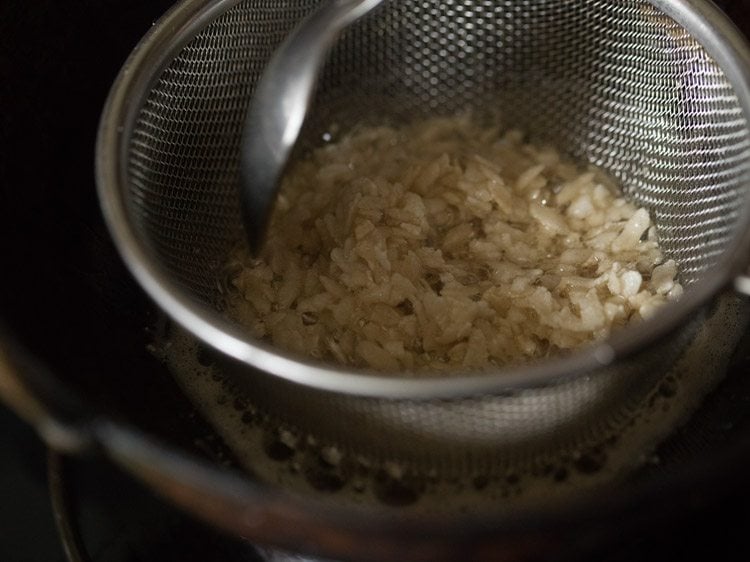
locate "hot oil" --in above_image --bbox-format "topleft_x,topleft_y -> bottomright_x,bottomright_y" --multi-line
157,293 -> 748,513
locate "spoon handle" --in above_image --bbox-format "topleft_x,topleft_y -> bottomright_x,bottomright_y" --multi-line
240,0 -> 385,255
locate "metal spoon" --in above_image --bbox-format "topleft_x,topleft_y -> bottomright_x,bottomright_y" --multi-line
239,0 -> 385,255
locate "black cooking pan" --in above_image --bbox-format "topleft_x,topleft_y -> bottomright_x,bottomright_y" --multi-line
3,1 -> 750,561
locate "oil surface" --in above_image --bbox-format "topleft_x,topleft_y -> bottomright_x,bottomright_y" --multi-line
158,293 -> 748,513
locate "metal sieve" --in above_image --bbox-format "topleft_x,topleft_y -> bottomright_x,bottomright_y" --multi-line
97,0 -> 750,475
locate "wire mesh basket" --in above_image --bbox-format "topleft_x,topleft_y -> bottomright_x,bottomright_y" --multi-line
97,0 -> 750,474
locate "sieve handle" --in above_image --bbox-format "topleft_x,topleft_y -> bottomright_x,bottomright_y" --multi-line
734,275 -> 750,296
240,0 -> 385,254
0,339 -> 93,454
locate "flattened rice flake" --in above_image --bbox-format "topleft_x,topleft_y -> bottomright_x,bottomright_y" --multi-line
227,116 -> 681,373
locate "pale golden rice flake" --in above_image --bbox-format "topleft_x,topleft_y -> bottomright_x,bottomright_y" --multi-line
228,117 -> 682,373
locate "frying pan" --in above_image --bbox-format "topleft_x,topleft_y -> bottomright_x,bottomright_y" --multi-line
3,1 -> 750,560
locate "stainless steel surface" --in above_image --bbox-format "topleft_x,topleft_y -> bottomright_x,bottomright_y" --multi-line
240,0 -> 384,254
97,0 -> 750,473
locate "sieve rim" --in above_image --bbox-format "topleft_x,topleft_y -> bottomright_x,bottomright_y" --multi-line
96,0 -> 750,400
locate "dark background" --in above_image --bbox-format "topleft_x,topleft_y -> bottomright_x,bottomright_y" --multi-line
0,1 -> 232,560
